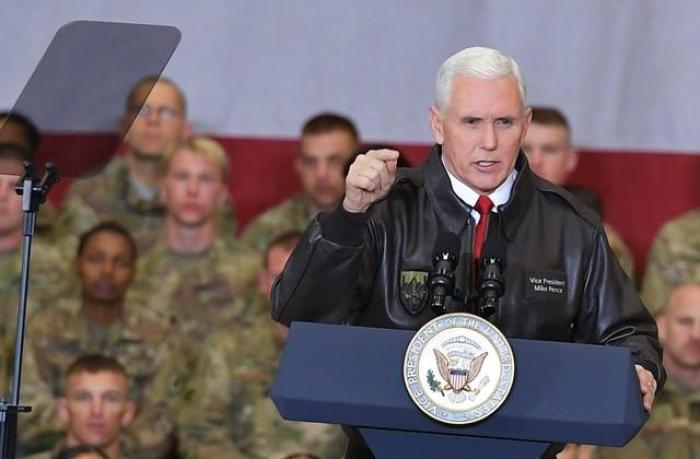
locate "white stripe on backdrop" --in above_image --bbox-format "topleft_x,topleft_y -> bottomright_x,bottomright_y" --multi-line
1,0 -> 699,152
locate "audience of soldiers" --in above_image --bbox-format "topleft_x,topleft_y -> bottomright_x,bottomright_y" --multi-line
0,76 -> 698,459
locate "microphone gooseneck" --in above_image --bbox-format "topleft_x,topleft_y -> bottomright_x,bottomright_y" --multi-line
478,226 -> 507,320
429,232 -> 461,316
478,256 -> 505,319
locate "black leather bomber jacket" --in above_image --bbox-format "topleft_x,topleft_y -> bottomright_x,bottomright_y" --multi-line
272,145 -> 664,383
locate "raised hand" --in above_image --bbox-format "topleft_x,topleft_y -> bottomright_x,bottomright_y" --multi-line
343,149 -> 400,213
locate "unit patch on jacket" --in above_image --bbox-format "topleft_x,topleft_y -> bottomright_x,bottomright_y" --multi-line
400,270 -> 429,314
523,270 -> 567,301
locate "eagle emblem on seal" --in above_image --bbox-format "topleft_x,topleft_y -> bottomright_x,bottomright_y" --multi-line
433,349 -> 488,393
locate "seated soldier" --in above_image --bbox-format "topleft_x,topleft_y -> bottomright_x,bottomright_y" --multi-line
0,110 -> 57,235
177,232 -> 347,459
0,143 -> 65,396
240,112 -> 360,252
128,137 -> 259,457
596,283 -> 700,459
134,136 -> 259,345
20,222 -> 175,457
22,354 -> 135,459
522,106 -> 635,280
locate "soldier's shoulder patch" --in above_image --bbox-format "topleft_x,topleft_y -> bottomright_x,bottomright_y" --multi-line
399,270 -> 429,315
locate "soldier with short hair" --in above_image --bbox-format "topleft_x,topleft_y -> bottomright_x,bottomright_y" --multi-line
0,143 -> 67,396
240,112 -> 360,253
596,283 -> 700,459
22,354 -> 135,459
134,136 -> 259,338
522,106 -> 635,280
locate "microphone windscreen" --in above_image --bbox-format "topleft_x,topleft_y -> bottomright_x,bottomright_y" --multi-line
432,231 -> 461,260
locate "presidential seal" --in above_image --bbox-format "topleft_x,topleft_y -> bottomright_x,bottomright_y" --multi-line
403,313 -> 515,424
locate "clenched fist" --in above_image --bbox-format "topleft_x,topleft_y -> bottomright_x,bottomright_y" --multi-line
343,149 -> 400,213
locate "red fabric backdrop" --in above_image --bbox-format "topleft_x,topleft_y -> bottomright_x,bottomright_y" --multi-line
40,134 -> 700,280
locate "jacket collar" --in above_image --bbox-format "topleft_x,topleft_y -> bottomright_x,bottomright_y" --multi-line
422,145 -> 534,240
422,145 -> 475,236
498,153 -> 534,240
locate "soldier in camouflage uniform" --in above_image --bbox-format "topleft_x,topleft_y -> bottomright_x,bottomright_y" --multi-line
0,111 -> 58,236
0,144 -> 69,397
55,77 -> 238,254
240,113 -> 360,253
19,222 -> 176,457
641,210 -> 700,316
134,136 -> 260,339
129,137 -> 260,456
523,106 -> 636,281
595,283 -> 700,459
177,231 -> 347,458
22,355 -> 136,459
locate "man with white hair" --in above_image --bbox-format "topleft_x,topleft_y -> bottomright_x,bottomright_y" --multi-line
272,46 -> 663,457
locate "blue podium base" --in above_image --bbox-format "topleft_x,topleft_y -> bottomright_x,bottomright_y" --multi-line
360,428 -> 551,459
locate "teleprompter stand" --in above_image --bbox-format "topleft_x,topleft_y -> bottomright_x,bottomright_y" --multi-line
0,20 -> 181,456
0,163 -> 59,459
271,322 -> 647,458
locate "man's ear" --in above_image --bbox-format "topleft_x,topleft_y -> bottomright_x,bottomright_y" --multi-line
121,400 -> 137,427
294,154 -> 304,177
257,268 -> 269,298
428,106 -> 444,145
118,115 -> 132,139
57,397 -> 70,426
520,107 -> 533,144
160,180 -> 170,205
565,148 -> 579,174
656,315 -> 667,343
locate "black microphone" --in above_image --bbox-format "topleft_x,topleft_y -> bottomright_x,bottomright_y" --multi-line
429,231 -> 461,316
478,230 -> 506,319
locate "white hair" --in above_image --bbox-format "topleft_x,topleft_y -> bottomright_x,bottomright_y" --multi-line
435,46 -> 527,112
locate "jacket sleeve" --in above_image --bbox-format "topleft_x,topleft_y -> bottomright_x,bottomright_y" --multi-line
271,205 -> 377,326
575,227 -> 666,387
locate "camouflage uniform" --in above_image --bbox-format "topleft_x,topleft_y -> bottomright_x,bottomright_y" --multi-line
54,156 -> 239,254
21,439 -> 132,459
0,239 -> 68,397
595,376 -> 700,459
641,210 -> 700,316
19,293 -> 177,458
177,289 -> 346,459
129,238 -> 261,454
134,238 -> 260,344
35,200 -> 60,239
240,194 -> 313,253
604,223 -> 635,282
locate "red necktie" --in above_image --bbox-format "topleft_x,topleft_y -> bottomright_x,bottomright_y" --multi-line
473,196 -> 494,261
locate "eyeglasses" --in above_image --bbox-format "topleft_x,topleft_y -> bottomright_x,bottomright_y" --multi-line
132,104 -> 182,120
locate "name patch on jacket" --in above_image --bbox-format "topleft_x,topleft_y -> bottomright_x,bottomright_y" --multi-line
524,270 -> 567,300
